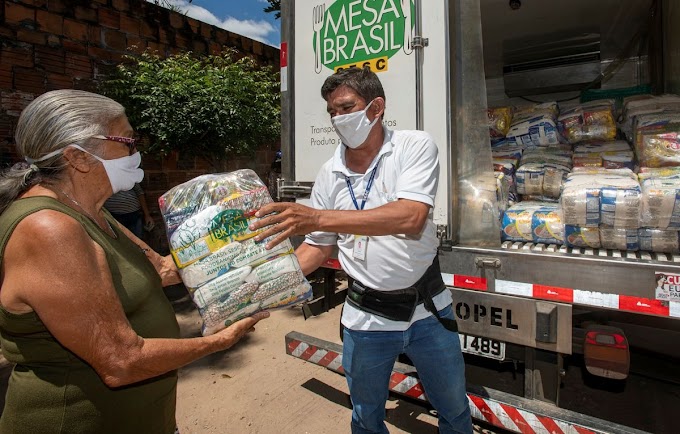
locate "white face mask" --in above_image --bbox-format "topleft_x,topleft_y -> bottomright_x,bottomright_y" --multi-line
331,99 -> 379,149
71,145 -> 144,194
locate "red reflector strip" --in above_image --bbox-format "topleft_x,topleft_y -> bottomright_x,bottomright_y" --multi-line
321,258 -> 342,270
389,372 -> 426,400
287,336 -> 609,434
469,395 -> 503,428
280,42 -> 288,67
501,404 -> 534,434
454,275 -> 488,291
619,295 -> 669,316
534,284 -> 574,303
536,414 -> 566,434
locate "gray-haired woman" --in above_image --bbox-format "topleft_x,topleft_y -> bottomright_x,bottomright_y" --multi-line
0,89 -> 269,433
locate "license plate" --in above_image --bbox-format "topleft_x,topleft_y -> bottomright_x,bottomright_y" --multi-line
459,334 -> 506,360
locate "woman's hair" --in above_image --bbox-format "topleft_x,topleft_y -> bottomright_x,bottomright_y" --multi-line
0,89 -> 126,214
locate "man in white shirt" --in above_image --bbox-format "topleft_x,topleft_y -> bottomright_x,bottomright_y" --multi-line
252,67 -> 471,434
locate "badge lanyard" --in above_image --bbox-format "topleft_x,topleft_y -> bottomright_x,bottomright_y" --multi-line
345,159 -> 381,211
345,158 -> 381,261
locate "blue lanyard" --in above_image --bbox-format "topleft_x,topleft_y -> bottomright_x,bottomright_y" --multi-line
345,159 -> 380,211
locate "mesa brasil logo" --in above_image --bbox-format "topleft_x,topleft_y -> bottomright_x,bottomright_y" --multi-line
208,210 -> 248,241
312,0 -> 415,74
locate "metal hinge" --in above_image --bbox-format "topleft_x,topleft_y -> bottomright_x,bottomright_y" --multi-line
412,36 -> 429,48
437,225 -> 452,251
277,179 -> 313,199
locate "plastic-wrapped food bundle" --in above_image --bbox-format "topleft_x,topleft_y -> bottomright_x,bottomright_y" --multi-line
501,202 -> 564,245
599,227 -> 639,251
572,141 -> 635,170
506,102 -> 561,147
564,225 -> 601,249
633,112 -> 680,168
557,100 -> 617,144
515,146 -> 572,201
639,170 -> 680,230
488,106 -> 513,140
638,228 -> 680,253
494,161 -> 517,206
620,94 -> 680,142
159,169 -> 312,336
560,168 -> 641,229
495,172 -> 510,214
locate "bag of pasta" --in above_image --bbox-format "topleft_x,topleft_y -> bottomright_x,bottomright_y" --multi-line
159,169 -> 313,336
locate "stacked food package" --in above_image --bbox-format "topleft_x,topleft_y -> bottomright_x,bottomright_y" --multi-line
159,169 -> 313,336
506,102 -> 561,147
494,94 -> 680,254
515,145 -> 572,201
501,201 -> 564,245
557,100 -> 617,144
488,107 -> 521,213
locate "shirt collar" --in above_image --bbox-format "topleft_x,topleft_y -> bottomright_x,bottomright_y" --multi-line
332,126 -> 394,176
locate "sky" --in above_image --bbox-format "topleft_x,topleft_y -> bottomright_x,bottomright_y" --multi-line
150,0 -> 281,47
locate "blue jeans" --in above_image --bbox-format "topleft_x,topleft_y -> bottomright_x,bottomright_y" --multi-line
342,304 -> 472,434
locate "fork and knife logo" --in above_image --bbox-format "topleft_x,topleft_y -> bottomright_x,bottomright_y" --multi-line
313,3 -> 326,73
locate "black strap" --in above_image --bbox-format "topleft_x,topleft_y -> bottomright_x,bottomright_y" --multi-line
418,287 -> 458,332
413,255 -> 458,332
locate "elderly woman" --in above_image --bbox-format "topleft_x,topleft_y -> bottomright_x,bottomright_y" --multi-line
0,89 -> 269,433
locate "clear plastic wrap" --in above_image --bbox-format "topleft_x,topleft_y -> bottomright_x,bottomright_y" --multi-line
620,94 -> 680,142
515,146 -> 572,201
493,160 -> 518,211
159,169 -> 312,336
501,201 -> 564,245
560,168 -> 641,229
488,106 -> 513,139
564,225 -> 601,249
639,170 -> 680,230
599,227 -> 639,251
505,102 -> 561,147
572,140 -> 635,170
633,112 -> 680,168
557,100 -> 617,144
638,228 -> 680,253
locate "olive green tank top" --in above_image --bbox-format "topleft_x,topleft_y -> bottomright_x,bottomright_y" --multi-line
0,197 -> 181,434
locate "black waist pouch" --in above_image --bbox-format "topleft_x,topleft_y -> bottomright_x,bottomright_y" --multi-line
347,281 -> 418,322
346,256 -> 453,328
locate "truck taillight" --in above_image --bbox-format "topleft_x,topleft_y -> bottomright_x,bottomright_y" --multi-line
585,331 -> 627,350
583,326 -> 630,380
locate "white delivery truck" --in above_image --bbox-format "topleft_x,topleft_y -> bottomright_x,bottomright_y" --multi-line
279,1 -> 680,432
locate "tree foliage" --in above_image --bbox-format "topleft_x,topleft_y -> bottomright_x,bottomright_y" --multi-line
263,0 -> 281,19
100,49 -> 280,161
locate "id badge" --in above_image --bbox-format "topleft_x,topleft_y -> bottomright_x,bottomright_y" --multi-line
353,235 -> 368,261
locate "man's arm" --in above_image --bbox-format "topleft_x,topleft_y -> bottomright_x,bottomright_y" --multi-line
296,243 -> 334,276
251,199 -> 430,250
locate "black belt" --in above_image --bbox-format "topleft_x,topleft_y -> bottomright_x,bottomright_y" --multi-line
346,256 -> 457,332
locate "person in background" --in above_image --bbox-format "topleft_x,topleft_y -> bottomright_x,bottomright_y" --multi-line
0,89 -> 269,434
104,182 -> 155,238
251,67 -> 472,434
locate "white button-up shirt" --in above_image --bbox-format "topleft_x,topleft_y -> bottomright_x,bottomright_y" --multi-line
305,127 -> 452,331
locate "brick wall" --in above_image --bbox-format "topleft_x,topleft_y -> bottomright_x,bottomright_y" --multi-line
0,0 -> 281,252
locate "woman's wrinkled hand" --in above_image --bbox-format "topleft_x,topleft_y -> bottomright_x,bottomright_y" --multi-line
213,311 -> 270,350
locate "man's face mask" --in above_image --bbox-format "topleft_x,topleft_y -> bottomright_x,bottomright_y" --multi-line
331,99 -> 379,149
